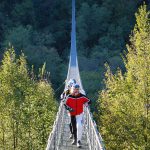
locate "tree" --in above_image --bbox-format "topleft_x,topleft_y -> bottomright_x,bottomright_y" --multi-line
11,0 -> 35,26
97,4 -> 150,150
3,25 -> 32,52
0,47 -> 58,149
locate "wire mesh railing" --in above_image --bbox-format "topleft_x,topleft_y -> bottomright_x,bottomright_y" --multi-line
84,106 -> 105,150
46,101 -> 65,150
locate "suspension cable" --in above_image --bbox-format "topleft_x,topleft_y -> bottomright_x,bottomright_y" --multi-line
54,81 -> 66,93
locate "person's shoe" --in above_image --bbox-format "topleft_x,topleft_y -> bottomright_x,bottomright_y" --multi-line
77,140 -> 81,148
69,134 -> 73,139
71,139 -> 77,145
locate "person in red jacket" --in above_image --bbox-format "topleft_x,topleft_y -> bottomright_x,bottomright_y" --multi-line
65,84 -> 91,148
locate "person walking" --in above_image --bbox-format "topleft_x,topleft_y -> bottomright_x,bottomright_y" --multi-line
65,84 -> 91,148
60,79 -> 76,139
60,79 -> 76,100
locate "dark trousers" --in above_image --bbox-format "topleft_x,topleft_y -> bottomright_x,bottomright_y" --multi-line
69,122 -> 73,134
71,116 -> 77,140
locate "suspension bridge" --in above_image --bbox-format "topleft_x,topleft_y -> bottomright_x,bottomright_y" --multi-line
46,0 -> 105,149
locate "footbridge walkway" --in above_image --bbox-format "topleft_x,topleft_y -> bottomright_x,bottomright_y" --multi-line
46,1 -> 105,149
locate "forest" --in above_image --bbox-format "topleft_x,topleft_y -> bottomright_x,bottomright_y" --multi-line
0,0 -> 150,149
0,0 -> 149,96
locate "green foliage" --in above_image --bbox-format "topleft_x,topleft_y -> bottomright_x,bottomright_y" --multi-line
0,47 -> 58,149
3,25 -> 32,51
11,0 -> 35,25
97,4 -> 150,150
76,0 -> 143,98
81,70 -> 104,111
3,25 -> 62,86
1,0 -> 147,92
0,1 -> 150,149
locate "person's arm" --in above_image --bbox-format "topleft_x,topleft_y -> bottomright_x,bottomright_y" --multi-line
83,95 -> 92,106
60,90 -> 66,100
64,97 -> 74,112
60,92 -> 65,100
60,89 -> 70,102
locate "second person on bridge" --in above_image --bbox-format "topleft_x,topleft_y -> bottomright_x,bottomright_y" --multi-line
61,79 -> 76,139
65,84 -> 91,148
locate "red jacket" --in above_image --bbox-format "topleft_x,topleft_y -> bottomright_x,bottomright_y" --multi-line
66,93 -> 90,116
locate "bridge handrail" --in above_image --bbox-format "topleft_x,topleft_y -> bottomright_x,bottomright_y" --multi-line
84,106 -> 105,150
46,101 -> 65,150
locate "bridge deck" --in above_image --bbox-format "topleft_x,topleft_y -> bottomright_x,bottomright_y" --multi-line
58,110 -> 89,150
